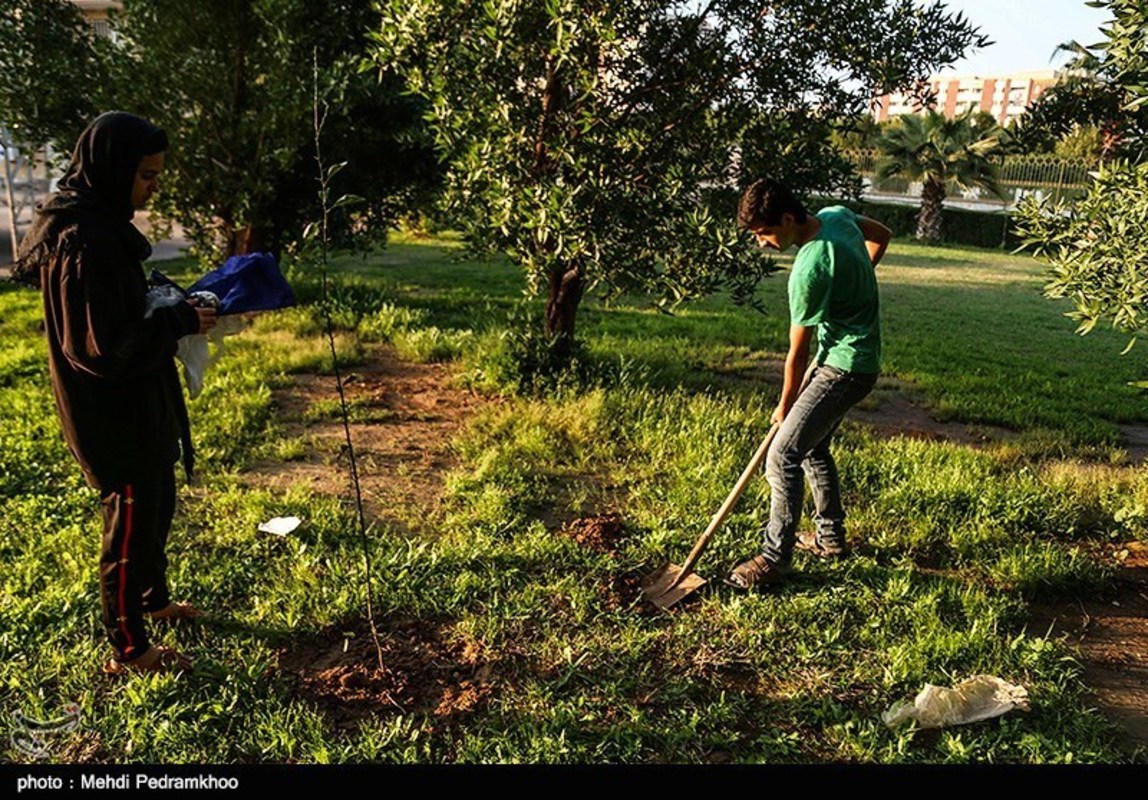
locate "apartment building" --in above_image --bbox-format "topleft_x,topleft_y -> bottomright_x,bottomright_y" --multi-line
68,0 -> 121,37
872,70 -> 1059,126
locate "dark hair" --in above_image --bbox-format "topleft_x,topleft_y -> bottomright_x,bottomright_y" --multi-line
143,126 -> 169,156
737,178 -> 807,230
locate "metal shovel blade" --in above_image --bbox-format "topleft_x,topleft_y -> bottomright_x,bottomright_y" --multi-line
641,562 -> 707,609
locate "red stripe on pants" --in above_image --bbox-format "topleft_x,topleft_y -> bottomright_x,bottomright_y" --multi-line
118,484 -> 136,656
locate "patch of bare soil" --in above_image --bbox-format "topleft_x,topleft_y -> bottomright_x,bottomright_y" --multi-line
1028,541 -> 1148,751
603,570 -> 656,614
556,517 -> 667,614
248,348 -> 508,727
849,376 -> 1018,447
559,514 -> 626,554
244,344 -> 489,534
56,731 -> 109,763
278,618 -> 499,728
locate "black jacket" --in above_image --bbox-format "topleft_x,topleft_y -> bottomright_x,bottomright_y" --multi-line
13,112 -> 199,491
40,215 -> 199,490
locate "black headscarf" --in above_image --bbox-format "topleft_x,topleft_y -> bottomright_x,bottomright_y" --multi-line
10,111 -> 168,287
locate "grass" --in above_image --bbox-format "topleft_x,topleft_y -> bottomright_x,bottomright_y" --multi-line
0,232 -> 1145,764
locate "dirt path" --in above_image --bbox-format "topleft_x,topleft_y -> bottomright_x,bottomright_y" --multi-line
850,376 -> 1020,447
1029,543 -> 1148,753
251,346 -> 1148,749
243,344 -> 490,536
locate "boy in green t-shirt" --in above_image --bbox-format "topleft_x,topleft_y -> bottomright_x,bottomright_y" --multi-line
726,178 -> 892,590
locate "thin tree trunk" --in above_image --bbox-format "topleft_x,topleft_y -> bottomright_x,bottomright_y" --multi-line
535,60 -> 582,362
916,178 -> 946,242
3,143 -> 19,258
227,223 -> 266,256
545,264 -> 584,362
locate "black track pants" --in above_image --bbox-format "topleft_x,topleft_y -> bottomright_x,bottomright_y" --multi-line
98,469 -> 176,661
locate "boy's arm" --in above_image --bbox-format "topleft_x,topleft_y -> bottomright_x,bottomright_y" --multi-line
773,324 -> 815,425
857,215 -> 893,268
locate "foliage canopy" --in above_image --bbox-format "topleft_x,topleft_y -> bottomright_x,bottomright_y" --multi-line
372,0 -> 987,351
1015,0 -> 1148,358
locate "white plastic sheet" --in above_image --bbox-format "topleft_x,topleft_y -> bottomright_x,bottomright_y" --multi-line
257,516 -> 302,536
883,675 -> 1031,729
144,288 -> 244,398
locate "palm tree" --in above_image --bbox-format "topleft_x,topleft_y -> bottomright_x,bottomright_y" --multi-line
875,108 -> 1005,242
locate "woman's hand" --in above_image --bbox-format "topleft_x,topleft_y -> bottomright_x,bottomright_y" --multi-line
188,301 -> 218,334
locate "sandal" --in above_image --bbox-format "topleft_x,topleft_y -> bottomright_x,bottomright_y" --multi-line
794,530 -> 850,559
144,601 -> 205,621
103,645 -> 193,675
724,554 -> 786,591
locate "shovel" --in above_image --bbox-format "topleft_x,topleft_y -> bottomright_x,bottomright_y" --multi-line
642,423 -> 780,609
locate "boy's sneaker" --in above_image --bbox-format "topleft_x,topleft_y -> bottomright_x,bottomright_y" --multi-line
795,530 -> 850,559
724,554 -> 787,591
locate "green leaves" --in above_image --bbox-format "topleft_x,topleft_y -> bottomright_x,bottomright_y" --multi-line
1014,0 -> 1148,161
1016,160 -> 1148,342
371,0 -> 987,344
0,0 -> 109,151
332,194 -> 366,210
8,0 -> 440,262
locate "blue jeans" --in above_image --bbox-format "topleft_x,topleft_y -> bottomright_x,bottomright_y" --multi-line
761,364 -> 877,566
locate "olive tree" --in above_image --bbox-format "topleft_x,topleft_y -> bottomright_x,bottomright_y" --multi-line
371,0 -> 987,358
1,0 -> 437,261
109,0 -> 438,259
1015,0 -> 1148,356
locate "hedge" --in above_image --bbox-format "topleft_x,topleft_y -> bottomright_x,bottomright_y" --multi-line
808,197 -> 1021,249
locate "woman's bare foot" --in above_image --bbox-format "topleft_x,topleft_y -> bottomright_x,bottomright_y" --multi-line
144,601 -> 205,621
103,645 -> 193,675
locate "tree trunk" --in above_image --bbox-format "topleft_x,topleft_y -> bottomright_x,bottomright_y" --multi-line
536,61 -> 580,361
545,264 -> 584,362
534,59 -> 567,178
916,178 -> 945,242
226,223 -> 267,256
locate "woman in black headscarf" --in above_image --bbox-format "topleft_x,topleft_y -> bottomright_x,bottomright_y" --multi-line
14,111 -> 216,674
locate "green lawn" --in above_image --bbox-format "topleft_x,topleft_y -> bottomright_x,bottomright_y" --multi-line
1,233 -> 1145,763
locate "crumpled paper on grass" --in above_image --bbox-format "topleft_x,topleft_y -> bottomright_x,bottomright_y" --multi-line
258,516 -> 302,536
883,675 -> 1031,729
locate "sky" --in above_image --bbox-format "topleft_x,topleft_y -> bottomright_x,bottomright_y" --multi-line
938,0 -> 1111,76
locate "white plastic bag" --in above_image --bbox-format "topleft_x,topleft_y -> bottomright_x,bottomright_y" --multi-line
176,315 -> 244,398
258,516 -> 302,536
144,287 -> 243,398
176,334 -> 210,398
883,675 -> 1031,730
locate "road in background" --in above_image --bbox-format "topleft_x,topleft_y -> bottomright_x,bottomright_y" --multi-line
1,212 -> 189,279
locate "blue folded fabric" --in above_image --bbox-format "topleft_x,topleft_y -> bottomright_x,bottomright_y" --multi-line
187,252 -> 296,315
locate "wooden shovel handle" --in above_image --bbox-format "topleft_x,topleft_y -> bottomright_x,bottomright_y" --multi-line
673,423 -> 780,583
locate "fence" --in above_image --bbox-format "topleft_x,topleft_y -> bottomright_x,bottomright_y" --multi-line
1,130 -> 53,260
843,149 -> 1095,208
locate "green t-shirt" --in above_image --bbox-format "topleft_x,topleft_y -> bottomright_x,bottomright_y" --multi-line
787,206 -> 881,374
